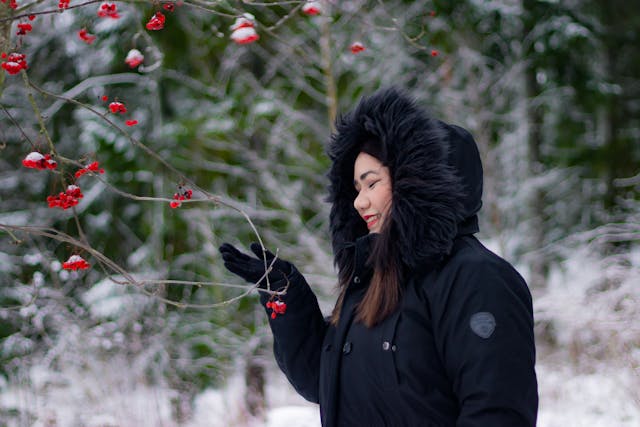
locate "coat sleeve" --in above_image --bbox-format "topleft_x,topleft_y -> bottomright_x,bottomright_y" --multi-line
259,266 -> 328,403
431,255 -> 538,427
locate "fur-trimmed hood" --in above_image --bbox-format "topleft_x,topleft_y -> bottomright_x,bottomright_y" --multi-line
327,87 -> 483,272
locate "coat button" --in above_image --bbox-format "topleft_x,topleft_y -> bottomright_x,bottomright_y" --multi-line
382,341 -> 390,351
353,276 -> 360,284
342,342 -> 352,354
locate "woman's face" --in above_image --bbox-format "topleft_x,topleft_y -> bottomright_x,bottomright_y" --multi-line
353,152 -> 392,233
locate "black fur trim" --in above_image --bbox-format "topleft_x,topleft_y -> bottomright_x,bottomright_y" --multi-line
327,87 -> 471,271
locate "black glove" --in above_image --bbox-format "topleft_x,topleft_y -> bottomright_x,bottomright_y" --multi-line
219,242 -> 292,288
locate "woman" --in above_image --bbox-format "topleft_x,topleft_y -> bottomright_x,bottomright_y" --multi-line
220,87 -> 538,426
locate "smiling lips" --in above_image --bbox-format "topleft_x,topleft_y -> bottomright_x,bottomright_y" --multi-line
363,214 -> 380,229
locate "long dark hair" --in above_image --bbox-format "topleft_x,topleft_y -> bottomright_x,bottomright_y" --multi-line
330,140 -> 403,328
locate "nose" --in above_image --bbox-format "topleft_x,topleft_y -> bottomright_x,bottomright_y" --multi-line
353,191 -> 369,212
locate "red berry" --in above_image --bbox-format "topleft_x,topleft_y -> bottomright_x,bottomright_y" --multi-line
350,42 -> 365,54
16,23 -> 33,36
1,52 -> 27,75
230,28 -> 259,44
76,161 -> 105,178
230,14 -> 259,44
302,2 -> 322,16
97,2 -> 119,19
431,50 -> 439,57
22,152 -> 57,170
266,298 -> 287,318
62,254 -> 90,271
145,12 -> 166,31
273,300 -> 287,314
78,28 -> 97,45
108,101 -> 126,114
47,185 -> 83,209
125,119 -> 138,126
66,184 -> 83,198
125,49 -> 144,68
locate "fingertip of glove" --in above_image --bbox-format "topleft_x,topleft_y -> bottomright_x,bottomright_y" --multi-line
250,242 -> 266,258
219,242 -> 238,254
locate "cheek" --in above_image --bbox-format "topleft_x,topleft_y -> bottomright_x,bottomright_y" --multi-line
379,185 -> 393,211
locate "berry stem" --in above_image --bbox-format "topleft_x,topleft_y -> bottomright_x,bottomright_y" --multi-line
0,3 -> 11,98
21,71 -> 58,156
0,102 -> 39,150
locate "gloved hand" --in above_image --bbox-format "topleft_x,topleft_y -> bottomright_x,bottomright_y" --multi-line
219,242 -> 292,289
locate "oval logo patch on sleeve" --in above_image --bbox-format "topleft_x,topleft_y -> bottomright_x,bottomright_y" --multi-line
469,312 -> 496,339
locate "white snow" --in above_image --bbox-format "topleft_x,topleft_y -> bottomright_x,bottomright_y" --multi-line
537,363 -> 640,427
82,275 -> 157,319
2,356 -> 638,426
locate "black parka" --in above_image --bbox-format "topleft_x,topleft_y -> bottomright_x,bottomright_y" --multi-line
260,88 -> 538,426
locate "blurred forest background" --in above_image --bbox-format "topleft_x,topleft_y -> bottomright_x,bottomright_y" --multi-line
0,1 -> 639,426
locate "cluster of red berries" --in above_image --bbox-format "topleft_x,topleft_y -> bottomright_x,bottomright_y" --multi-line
125,49 -> 144,68
108,101 -> 127,114
17,22 -> 33,36
1,0 -> 18,10
350,42 -> 365,54
1,52 -> 28,75
266,298 -> 287,319
78,28 -> 96,44
97,2 -> 119,19
163,2 -> 175,12
75,161 -> 105,179
170,186 -> 193,209
47,185 -> 84,209
102,97 -> 138,126
146,12 -> 166,31
62,254 -> 90,270
301,1 -> 322,16
22,152 -> 57,170
59,0 -> 70,9
230,14 -> 259,45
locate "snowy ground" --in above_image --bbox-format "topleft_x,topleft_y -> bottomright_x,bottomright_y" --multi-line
536,358 -> 640,427
1,353 -> 639,427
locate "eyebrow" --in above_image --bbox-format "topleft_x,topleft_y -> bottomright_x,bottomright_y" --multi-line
353,170 -> 380,187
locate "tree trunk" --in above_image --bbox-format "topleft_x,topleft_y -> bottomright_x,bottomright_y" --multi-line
523,0 -> 548,289
601,4 -> 621,212
320,9 -> 337,132
244,356 -> 266,418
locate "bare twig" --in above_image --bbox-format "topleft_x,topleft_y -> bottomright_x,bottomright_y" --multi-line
0,223 -> 287,309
